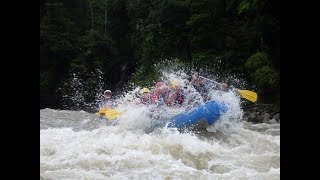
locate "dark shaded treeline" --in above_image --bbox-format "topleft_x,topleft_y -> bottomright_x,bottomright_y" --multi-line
40,0 -> 279,109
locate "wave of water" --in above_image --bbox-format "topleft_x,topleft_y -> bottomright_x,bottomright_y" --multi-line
40,102 -> 279,179
40,108 -> 279,179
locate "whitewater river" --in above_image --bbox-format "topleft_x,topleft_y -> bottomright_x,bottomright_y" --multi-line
40,106 -> 279,179
41,71 -> 279,179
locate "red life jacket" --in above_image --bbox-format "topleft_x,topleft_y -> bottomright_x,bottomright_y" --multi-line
151,91 -> 159,103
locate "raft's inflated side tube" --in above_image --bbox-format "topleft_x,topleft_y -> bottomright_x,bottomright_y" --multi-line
168,101 -> 228,128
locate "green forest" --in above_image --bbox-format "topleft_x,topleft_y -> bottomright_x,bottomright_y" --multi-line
40,0 -> 279,110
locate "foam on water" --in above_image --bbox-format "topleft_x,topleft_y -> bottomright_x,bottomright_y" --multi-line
41,115 -> 279,179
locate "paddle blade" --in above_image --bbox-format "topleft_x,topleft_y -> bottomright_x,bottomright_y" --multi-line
98,108 -> 122,120
238,90 -> 258,103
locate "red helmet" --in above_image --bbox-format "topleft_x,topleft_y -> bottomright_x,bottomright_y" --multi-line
155,82 -> 165,88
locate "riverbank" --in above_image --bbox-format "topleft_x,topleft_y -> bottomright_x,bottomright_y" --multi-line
242,103 -> 280,124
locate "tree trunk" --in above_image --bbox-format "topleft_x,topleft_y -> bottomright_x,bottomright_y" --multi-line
105,9 -> 107,35
89,0 -> 94,29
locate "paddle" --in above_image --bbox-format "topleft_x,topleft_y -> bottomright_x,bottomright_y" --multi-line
199,76 -> 258,103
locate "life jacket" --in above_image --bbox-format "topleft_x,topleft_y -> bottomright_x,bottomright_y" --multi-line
165,90 -> 176,106
141,93 -> 151,104
151,91 -> 159,103
151,91 -> 165,105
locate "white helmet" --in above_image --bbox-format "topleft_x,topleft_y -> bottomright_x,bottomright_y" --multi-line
104,90 -> 112,94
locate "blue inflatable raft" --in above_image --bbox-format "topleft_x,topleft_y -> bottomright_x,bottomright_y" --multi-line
168,101 -> 228,128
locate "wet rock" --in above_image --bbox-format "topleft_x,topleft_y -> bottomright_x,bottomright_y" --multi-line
247,112 -> 262,123
270,111 -> 275,116
268,118 -> 277,124
242,103 -> 280,124
244,112 -> 250,117
262,112 -> 270,120
256,117 -> 261,122
263,117 -> 269,123
269,110 -> 277,116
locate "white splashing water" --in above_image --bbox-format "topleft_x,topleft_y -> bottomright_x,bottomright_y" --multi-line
41,69 -> 279,179
58,68 -> 105,110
